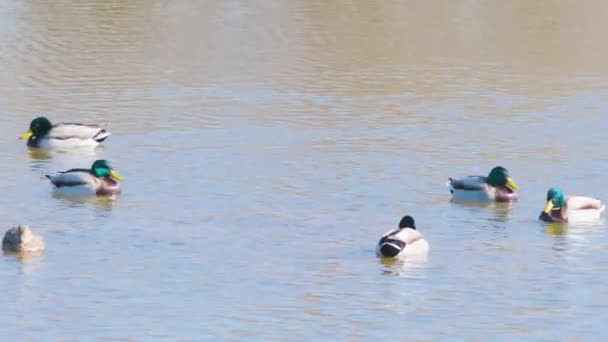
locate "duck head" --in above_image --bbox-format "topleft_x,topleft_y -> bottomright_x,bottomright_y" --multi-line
20,117 -> 52,140
542,187 -> 565,213
539,188 -> 565,221
486,166 -> 518,190
398,215 -> 416,229
91,160 -> 123,181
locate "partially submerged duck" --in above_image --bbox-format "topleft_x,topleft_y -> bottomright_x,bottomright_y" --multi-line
448,166 -> 518,202
539,187 -> 605,223
2,225 -> 45,253
376,215 -> 429,258
46,159 -> 123,196
19,116 -> 110,149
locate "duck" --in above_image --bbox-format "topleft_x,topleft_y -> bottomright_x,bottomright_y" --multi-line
539,187 -> 605,223
19,116 -> 111,149
376,215 -> 429,258
2,225 -> 45,253
447,166 -> 518,202
46,159 -> 123,196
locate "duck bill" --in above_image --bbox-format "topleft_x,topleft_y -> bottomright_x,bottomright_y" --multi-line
543,200 -> 554,214
506,177 -> 518,190
109,170 -> 123,181
19,129 -> 33,140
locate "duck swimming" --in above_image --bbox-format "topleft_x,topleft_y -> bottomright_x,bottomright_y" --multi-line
19,116 -> 111,149
46,159 -> 123,196
448,166 -> 518,202
539,187 -> 605,223
2,225 -> 45,253
376,215 -> 429,258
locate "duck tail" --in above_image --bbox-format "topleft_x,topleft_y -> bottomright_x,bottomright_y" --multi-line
93,129 -> 111,143
379,240 -> 406,258
447,178 -> 454,193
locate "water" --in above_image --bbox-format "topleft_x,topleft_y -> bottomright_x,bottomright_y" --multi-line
1,0 -> 608,340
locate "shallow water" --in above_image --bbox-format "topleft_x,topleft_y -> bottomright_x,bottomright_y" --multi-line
2,0 -> 608,340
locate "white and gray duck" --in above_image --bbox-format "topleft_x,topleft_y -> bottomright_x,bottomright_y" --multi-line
376,215 -> 429,258
447,166 -> 518,202
46,159 -> 123,196
19,116 -> 110,149
2,225 -> 45,253
539,187 -> 605,223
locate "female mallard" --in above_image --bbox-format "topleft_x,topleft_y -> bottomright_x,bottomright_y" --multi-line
539,188 -> 605,223
448,166 -> 518,202
19,116 -> 111,149
2,225 -> 45,253
46,159 -> 123,196
376,215 -> 429,258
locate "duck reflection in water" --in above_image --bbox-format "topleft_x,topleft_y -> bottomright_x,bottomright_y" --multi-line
379,254 -> 428,278
52,192 -> 118,211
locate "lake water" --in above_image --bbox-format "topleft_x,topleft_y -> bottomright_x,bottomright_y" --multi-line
1,0 -> 608,340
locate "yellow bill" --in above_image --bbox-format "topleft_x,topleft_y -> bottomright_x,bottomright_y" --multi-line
543,200 -> 554,214
19,129 -> 33,140
109,170 -> 123,181
506,177 -> 518,190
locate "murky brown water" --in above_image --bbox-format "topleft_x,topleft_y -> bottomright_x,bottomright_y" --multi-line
1,0 -> 608,340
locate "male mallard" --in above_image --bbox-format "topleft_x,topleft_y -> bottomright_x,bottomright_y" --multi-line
376,215 -> 429,258
19,116 -> 110,149
447,166 -> 518,202
46,159 -> 122,196
539,187 -> 605,223
2,225 -> 45,253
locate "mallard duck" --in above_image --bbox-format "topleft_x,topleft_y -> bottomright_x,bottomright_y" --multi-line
19,116 -> 111,149
376,215 -> 429,258
2,225 -> 45,253
447,166 -> 518,202
539,187 -> 605,223
46,159 -> 123,196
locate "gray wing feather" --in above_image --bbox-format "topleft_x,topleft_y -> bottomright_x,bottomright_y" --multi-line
49,123 -> 109,141
449,176 -> 486,191
46,170 -> 95,187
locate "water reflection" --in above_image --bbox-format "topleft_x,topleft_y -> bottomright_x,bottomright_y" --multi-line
488,202 -> 515,222
27,148 -> 53,161
2,249 -> 45,274
544,218 -> 604,234
26,146 -> 101,176
27,146 -> 100,160
545,222 -> 567,236
51,192 -> 118,211
544,219 -> 604,259
26,148 -> 52,174
450,200 -> 515,222
378,255 -> 428,278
